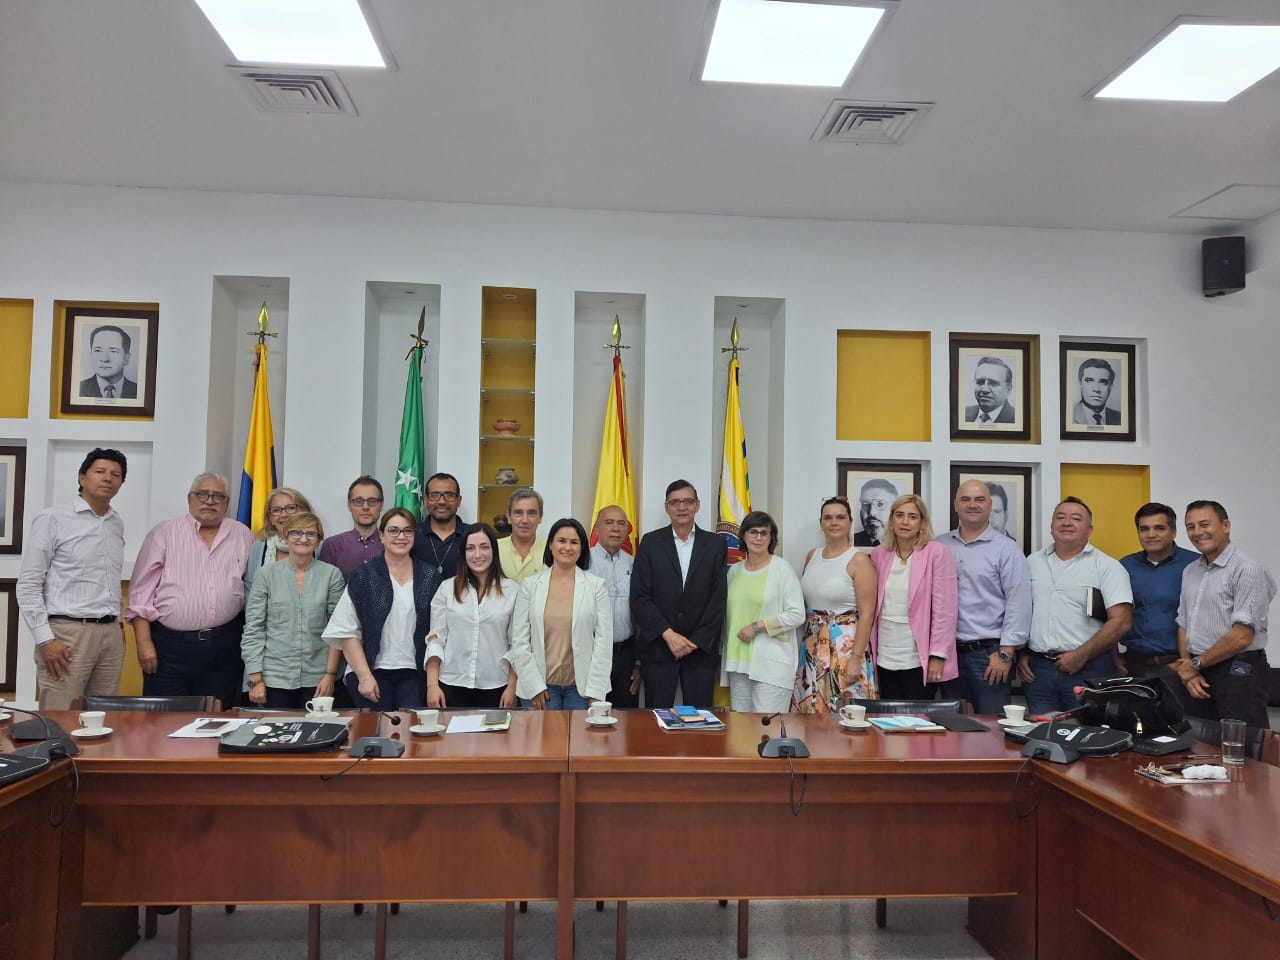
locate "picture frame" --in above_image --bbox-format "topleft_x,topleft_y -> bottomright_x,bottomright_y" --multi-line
59,304 -> 159,418
949,464 -> 1034,555
0,580 -> 16,696
1059,340 -> 1136,442
949,333 -> 1037,442
0,445 -> 26,555
837,460 -> 922,550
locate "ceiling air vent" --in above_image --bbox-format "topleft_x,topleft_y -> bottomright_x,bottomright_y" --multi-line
228,67 -> 357,116
811,100 -> 932,145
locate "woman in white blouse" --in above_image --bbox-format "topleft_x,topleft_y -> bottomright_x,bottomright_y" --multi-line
424,524 -> 519,709
507,518 -> 612,709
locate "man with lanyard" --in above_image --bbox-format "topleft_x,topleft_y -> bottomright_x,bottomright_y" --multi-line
938,479 -> 1031,714
411,472 -> 466,578
590,505 -> 641,707
1118,502 -> 1197,677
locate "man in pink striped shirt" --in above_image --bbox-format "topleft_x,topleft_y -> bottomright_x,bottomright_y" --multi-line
126,472 -> 255,710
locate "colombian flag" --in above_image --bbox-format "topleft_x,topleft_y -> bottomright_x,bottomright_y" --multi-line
591,354 -> 638,554
236,307 -> 277,536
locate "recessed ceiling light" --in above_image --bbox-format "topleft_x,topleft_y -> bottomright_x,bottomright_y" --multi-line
194,0 -> 386,68
701,0 -> 888,87
1094,21 -> 1280,102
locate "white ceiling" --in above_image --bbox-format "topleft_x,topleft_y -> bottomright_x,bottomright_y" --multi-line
3,0 -> 1280,234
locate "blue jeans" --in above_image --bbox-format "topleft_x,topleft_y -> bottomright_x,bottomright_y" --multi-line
954,644 -> 1012,715
344,668 -> 425,711
1022,651 -> 1114,714
522,682 -> 588,710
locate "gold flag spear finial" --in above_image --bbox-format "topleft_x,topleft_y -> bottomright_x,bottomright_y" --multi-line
405,305 -> 430,361
245,301 -> 279,369
604,314 -> 631,358
721,317 -> 748,358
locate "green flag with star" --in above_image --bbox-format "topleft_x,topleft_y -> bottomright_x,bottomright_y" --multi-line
394,341 -> 426,517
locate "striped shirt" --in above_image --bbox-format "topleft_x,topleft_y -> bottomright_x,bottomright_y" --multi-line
1177,543 -> 1276,655
126,514 -> 255,630
16,497 -> 125,645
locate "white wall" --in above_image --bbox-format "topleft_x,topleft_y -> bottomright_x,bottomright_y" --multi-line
3,180 -> 1278,699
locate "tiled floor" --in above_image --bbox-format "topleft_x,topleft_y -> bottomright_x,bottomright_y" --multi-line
123,898 -> 993,959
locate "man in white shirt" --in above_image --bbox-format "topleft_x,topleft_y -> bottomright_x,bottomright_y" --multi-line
590,505 -> 640,707
17,448 -> 128,709
1017,497 -> 1132,714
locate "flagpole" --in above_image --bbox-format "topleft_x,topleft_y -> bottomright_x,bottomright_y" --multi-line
591,315 -> 638,553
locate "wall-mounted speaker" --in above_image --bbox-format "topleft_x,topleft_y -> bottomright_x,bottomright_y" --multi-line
1202,236 -> 1245,298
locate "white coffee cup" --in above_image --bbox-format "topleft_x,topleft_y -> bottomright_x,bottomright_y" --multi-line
305,696 -> 335,715
840,704 -> 866,723
1003,704 -> 1026,723
588,701 -> 612,721
415,708 -> 440,728
79,710 -> 107,732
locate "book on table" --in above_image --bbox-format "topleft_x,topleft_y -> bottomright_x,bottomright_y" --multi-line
868,715 -> 947,733
653,708 -> 726,731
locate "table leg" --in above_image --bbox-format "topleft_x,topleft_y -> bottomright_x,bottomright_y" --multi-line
504,901 -> 515,960
307,904 -> 321,960
374,903 -> 388,960
737,901 -> 748,958
615,901 -> 627,960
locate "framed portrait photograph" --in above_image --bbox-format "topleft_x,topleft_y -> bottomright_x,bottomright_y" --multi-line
59,304 -> 159,418
837,460 -> 922,550
949,334 -> 1037,442
0,446 -> 26,555
1060,340 -> 1136,442
949,464 -> 1034,555
0,580 -> 16,696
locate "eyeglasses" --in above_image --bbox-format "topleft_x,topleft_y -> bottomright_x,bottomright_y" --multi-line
268,503 -> 300,517
743,529 -> 771,539
190,491 -> 229,504
384,526 -> 415,539
349,497 -> 383,508
286,530 -> 319,542
666,498 -> 698,508
426,491 -> 459,503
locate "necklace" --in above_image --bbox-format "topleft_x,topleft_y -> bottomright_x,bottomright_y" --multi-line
423,527 -> 454,577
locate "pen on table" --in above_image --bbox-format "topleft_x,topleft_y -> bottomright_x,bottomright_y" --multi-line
1178,754 -> 1218,760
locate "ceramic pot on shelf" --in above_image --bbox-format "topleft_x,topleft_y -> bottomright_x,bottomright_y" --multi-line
492,418 -> 520,435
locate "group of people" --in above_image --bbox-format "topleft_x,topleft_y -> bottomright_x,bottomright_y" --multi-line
16,450 -> 1275,733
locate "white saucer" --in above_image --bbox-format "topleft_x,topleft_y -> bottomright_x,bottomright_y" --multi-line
306,712 -> 341,720
586,716 -> 619,727
839,718 -> 872,729
0,711 -> 11,722
72,726 -> 113,738
998,717 -> 1031,728
410,723 -> 445,736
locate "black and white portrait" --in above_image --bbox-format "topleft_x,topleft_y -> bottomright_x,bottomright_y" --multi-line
1060,340 -> 1136,442
59,305 -> 159,418
950,465 -> 1033,554
0,447 -> 24,555
838,461 -> 922,551
0,580 -> 16,695
950,335 -> 1035,442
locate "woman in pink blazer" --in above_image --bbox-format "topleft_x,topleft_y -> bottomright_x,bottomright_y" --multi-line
868,494 -> 959,700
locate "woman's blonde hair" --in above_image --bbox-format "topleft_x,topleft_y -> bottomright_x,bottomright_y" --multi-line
880,494 -> 934,552
262,487 -> 315,540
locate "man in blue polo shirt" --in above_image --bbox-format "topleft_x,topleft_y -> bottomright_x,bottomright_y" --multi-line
1119,502 -> 1197,677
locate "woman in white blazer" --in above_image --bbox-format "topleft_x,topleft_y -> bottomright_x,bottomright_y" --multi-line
721,511 -> 805,712
507,517 -> 613,709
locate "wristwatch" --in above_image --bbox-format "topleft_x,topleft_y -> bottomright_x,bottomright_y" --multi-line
996,650 -> 1013,663
1189,656 -> 1202,672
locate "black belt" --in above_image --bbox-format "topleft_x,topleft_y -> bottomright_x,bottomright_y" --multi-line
49,614 -> 118,624
155,615 -> 243,641
1028,649 -> 1068,660
956,639 -> 999,652
1123,651 -> 1178,667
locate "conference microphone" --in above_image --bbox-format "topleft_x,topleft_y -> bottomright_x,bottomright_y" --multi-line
8,705 -> 79,759
349,708 -> 406,758
757,711 -> 810,759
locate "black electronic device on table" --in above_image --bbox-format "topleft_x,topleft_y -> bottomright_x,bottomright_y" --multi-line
0,752 -> 50,788
219,720 -> 350,754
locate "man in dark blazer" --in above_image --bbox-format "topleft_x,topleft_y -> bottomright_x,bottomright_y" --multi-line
78,325 -> 138,399
630,479 -> 728,709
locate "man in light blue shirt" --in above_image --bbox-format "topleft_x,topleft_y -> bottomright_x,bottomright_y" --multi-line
590,505 -> 640,707
939,480 -> 1031,714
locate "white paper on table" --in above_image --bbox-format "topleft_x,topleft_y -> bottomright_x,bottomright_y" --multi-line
445,714 -> 510,733
169,717 -> 257,738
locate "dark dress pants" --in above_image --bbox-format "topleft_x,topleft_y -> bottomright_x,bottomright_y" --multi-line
143,616 -> 245,711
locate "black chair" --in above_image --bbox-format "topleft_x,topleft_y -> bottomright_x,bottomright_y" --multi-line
1183,716 -> 1267,760
848,698 -> 972,928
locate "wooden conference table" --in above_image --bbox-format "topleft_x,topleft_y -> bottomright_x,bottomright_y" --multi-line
5,709 -> 1279,960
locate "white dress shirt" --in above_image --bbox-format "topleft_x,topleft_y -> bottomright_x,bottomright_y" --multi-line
425,579 -> 518,689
